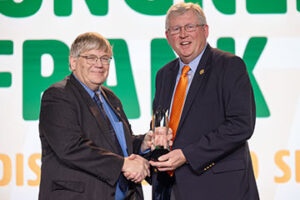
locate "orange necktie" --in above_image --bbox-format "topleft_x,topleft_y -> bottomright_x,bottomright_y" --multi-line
167,65 -> 190,177
169,65 -> 190,141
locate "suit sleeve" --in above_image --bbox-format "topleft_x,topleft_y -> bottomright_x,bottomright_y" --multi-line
39,87 -> 123,186
182,56 -> 256,173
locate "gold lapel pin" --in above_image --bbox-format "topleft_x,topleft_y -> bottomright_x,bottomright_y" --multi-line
199,69 -> 205,75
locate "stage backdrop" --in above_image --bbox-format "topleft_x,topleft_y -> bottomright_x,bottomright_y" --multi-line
1,0 -> 300,199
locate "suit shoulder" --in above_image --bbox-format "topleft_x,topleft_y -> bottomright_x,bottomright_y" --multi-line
210,47 -> 246,72
210,47 -> 241,61
157,58 -> 179,75
42,76 -> 72,98
47,75 -> 69,89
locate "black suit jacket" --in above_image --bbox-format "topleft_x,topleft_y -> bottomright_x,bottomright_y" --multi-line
152,44 -> 259,200
39,74 -> 144,200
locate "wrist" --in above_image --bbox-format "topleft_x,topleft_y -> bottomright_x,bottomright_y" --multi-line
122,157 -> 128,172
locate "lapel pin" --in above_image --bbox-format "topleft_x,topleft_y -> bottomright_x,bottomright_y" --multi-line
199,69 -> 205,75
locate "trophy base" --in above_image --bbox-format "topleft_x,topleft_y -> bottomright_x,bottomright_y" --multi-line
151,147 -> 169,161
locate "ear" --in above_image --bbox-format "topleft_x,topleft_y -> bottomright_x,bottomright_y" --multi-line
165,31 -> 171,44
204,25 -> 209,38
69,56 -> 77,71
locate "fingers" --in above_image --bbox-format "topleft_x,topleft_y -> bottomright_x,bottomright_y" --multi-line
168,128 -> 173,136
149,155 -> 169,168
153,127 -> 171,148
139,155 -> 150,177
168,140 -> 173,147
164,141 -> 168,149
128,154 -> 137,160
125,172 -> 143,183
149,160 -> 173,171
152,127 -> 173,149
122,155 -> 150,183
124,171 -> 137,180
148,149 -> 172,170
149,149 -> 187,172
167,128 -> 173,147
158,153 -> 169,162
126,168 -> 147,183
147,130 -> 153,138
141,131 -> 154,152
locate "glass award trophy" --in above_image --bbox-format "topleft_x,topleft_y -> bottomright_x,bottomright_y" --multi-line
151,108 -> 170,161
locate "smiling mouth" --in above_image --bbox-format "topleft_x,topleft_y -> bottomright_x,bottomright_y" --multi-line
180,41 -> 191,46
92,70 -> 105,74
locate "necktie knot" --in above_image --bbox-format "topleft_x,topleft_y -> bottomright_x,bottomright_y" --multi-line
93,92 -> 103,108
182,65 -> 190,76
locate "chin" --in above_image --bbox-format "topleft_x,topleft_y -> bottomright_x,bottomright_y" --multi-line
96,80 -> 105,86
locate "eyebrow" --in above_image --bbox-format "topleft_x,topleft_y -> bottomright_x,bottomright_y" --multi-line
84,54 -> 110,57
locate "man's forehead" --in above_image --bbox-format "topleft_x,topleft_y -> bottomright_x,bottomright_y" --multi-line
169,11 -> 198,23
82,48 -> 111,56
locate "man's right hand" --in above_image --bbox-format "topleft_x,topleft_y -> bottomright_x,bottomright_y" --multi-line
122,154 -> 150,183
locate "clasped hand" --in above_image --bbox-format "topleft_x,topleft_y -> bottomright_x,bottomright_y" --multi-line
122,154 -> 150,183
122,128 -> 174,183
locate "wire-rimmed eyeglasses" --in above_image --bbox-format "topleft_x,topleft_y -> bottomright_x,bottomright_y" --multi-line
168,24 -> 205,35
79,55 -> 112,65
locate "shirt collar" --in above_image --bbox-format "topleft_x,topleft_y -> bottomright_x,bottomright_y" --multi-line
73,73 -> 100,99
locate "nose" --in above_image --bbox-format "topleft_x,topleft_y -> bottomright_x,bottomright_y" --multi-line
95,58 -> 103,66
179,27 -> 187,38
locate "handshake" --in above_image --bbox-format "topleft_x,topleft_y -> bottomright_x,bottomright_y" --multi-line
122,127 -> 173,183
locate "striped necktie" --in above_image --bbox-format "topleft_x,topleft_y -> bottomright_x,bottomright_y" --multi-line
93,92 -> 128,193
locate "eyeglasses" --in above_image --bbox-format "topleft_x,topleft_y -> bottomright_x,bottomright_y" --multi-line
168,24 -> 204,35
79,55 -> 112,65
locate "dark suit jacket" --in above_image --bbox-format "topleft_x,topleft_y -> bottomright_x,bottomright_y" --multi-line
152,44 -> 259,200
39,74 -> 144,200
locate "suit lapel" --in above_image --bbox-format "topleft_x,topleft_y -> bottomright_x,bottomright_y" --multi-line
176,45 -> 213,137
100,87 -> 133,155
69,74 -> 121,153
164,60 -> 180,111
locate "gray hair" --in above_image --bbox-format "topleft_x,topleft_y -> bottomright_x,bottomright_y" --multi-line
165,2 -> 207,30
70,32 -> 112,57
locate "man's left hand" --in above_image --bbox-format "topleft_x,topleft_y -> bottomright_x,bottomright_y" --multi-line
140,131 -> 153,152
149,149 -> 186,171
